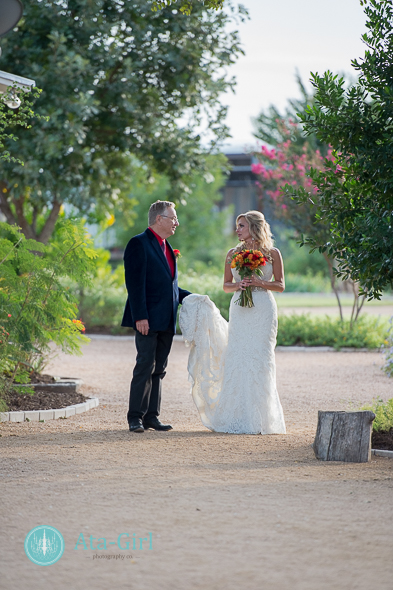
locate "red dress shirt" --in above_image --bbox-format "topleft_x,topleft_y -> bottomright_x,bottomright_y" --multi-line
148,227 -> 175,278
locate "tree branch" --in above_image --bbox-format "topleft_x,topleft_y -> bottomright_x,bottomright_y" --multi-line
14,196 -> 35,240
323,252 -> 343,322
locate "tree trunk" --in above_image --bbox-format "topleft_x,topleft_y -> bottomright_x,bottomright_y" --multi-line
0,189 -> 61,244
0,184 -> 17,225
349,280 -> 366,326
323,252 -> 343,321
37,199 -> 61,244
313,410 -> 375,463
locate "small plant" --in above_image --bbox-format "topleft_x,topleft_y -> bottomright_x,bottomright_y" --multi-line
360,398 -> 393,433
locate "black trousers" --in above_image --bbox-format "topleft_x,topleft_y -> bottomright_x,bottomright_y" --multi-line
127,328 -> 174,423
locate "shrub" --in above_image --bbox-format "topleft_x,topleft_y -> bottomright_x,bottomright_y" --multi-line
66,249 -> 126,333
0,220 -> 97,405
360,398 -> 393,433
276,314 -> 387,349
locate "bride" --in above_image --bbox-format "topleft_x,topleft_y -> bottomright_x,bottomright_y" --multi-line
179,210 -> 286,435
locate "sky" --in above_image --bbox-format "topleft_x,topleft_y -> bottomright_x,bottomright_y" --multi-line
223,0 -> 368,151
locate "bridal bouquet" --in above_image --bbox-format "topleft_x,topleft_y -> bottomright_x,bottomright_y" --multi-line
230,249 -> 268,308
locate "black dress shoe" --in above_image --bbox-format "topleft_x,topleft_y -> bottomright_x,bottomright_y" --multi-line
143,417 -> 173,431
129,418 -> 144,433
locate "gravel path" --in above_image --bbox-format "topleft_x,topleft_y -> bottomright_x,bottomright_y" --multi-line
1,337 -> 392,590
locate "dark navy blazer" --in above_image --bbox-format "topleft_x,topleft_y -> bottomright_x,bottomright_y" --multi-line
121,228 -> 191,333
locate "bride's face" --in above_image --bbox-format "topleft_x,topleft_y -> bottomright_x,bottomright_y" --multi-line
236,217 -> 252,243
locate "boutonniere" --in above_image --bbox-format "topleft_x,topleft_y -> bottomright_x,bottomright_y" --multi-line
173,249 -> 181,259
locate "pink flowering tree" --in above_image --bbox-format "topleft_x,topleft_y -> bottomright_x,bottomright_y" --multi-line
252,118 -> 365,322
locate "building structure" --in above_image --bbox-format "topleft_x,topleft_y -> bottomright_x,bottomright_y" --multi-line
218,153 -> 259,223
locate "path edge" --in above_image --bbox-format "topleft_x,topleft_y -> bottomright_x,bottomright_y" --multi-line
0,397 -> 100,423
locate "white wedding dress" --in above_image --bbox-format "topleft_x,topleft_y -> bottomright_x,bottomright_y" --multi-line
179,263 -> 286,434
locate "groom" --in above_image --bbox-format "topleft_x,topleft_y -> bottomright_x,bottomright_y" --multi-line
122,200 -> 191,433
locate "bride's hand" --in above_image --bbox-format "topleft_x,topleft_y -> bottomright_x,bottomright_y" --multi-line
238,278 -> 252,290
249,276 -> 264,287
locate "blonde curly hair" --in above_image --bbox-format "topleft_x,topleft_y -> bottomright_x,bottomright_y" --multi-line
235,210 -> 274,259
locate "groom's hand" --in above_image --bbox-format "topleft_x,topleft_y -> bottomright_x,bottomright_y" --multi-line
136,319 -> 149,335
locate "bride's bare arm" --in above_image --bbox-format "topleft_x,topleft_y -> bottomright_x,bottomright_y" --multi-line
223,249 -> 250,293
249,248 -> 285,293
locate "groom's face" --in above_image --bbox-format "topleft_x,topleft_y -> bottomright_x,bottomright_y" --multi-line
158,206 -> 179,239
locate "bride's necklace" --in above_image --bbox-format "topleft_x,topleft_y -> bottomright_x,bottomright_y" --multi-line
244,239 -> 256,249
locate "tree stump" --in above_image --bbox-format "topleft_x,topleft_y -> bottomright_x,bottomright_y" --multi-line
313,411 -> 375,463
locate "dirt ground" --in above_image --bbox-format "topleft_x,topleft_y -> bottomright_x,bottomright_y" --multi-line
1,336 -> 392,590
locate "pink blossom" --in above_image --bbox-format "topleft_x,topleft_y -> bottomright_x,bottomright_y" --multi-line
251,163 -> 265,175
261,145 -> 277,160
268,189 -> 281,201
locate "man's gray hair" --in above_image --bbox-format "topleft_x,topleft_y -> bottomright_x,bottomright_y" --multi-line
148,200 -> 175,226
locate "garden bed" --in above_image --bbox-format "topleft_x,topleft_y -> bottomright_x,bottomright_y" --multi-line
372,430 -> 393,452
6,389 -> 88,412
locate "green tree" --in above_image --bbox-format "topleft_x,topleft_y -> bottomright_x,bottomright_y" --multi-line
252,119 -> 368,322
0,0 -> 246,243
152,0 -> 224,14
291,0 -> 393,299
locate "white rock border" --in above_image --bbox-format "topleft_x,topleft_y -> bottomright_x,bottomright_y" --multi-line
0,397 -> 99,423
371,449 -> 393,458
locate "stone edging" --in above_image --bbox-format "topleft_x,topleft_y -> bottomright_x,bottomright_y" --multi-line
87,335 -> 380,352
0,397 -> 99,423
371,449 -> 393,458
275,346 -> 380,352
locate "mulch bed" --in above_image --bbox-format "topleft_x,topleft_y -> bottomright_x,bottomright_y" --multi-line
27,372 -> 57,384
6,390 -> 88,412
371,430 -> 393,452
4,372 -> 88,411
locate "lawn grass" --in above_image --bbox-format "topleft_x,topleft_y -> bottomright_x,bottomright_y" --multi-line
274,292 -> 393,308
